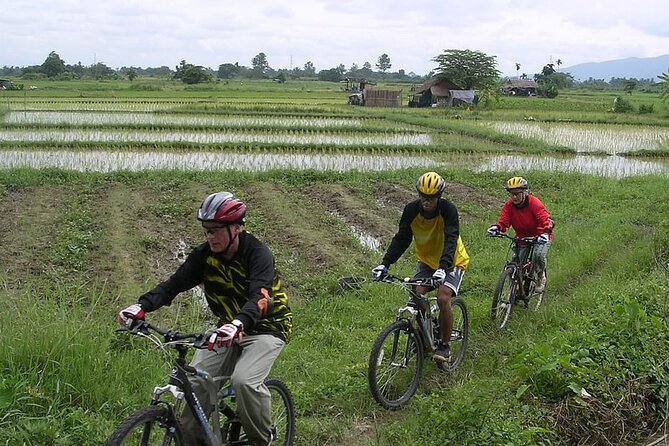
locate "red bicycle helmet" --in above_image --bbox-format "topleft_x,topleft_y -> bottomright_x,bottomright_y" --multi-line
198,192 -> 246,224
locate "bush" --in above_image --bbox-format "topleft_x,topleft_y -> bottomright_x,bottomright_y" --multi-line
613,96 -> 634,113
638,104 -> 655,114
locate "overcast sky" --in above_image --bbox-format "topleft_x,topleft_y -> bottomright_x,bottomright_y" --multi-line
2,0 -> 669,77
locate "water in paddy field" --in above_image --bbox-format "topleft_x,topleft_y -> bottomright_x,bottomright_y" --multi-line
1,150 -> 667,178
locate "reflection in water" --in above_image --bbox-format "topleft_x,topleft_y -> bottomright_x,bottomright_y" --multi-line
475,154 -> 669,178
0,150 -> 435,172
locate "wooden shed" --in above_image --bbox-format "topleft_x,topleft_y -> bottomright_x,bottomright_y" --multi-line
408,77 -> 475,107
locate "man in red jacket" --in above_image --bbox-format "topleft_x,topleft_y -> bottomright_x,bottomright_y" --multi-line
487,176 -> 553,293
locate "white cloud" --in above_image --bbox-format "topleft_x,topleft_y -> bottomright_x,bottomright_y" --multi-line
1,0 -> 668,75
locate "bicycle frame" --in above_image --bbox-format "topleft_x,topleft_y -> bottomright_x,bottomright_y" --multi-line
500,234 -> 538,304
131,323 -> 235,446
387,275 -> 440,351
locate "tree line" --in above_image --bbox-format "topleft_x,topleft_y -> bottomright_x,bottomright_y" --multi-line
2,50 -> 667,101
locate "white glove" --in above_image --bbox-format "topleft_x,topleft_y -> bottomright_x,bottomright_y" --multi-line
208,320 -> 243,351
538,233 -> 550,244
371,264 -> 388,281
487,225 -> 500,236
432,268 -> 446,283
117,304 -> 145,328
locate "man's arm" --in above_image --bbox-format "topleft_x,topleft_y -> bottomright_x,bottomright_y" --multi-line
138,245 -> 205,312
439,200 -> 459,269
382,203 -> 416,267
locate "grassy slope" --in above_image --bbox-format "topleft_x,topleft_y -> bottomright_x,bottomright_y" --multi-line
1,168 -> 669,445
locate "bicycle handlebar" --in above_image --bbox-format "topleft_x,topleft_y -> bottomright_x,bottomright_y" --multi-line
375,273 -> 443,288
122,319 -> 210,350
489,233 -> 539,244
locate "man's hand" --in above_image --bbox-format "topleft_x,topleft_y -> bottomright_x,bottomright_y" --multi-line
117,304 -> 145,328
537,233 -> 550,244
208,320 -> 243,351
371,264 -> 388,281
432,268 -> 446,283
487,225 -> 500,237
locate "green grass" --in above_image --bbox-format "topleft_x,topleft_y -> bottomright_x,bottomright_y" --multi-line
1,168 -> 669,445
1,81 -> 669,445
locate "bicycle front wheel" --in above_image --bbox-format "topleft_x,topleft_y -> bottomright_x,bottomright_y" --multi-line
437,297 -> 469,372
266,377 -> 296,446
106,406 -> 183,446
368,319 -> 424,410
492,267 -> 516,329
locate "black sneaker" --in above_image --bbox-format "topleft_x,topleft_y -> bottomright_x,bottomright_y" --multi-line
433,342 -> 451,362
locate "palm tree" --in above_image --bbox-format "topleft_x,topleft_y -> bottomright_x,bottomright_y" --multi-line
515,63 -> 521,79
659,69 -> 669,102
556,59 -> 562,71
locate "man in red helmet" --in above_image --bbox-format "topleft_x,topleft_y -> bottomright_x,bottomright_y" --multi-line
117,191 -> 292,446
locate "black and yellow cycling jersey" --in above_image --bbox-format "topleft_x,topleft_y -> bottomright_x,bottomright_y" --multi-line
138,231 -> 292,343
382,199 -> 469,271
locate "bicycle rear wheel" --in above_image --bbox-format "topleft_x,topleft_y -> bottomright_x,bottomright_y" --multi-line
106,405 -> 183,446
222,377 -> 296,446
368,319 -> 424,410
266,378 -> 296,446
492,267 -> 516,329
436,297 -> 468,372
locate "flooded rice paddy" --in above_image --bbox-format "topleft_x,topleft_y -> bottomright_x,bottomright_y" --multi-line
0,129 -> 431,146
2,150 -> 669,178
5,111 -> 364,129
488,121 -> 669,154
0,150 -> 435,173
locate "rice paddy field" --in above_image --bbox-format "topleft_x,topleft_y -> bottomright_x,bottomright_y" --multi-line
2,78 -> 669,445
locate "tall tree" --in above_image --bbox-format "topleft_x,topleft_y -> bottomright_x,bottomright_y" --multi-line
515,62 -> 521,78
41,51 -> 66,77
251,52 -> 270,77
432,49 -> 500,89
303,61 -> 316,76
376,54 -> 392,73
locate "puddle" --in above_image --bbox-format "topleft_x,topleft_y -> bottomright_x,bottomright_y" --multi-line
329,210 -> 382,250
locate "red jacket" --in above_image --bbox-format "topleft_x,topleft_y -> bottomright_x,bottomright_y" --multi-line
496,195 -> 553,239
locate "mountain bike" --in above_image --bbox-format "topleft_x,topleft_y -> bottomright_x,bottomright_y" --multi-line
367,274 -> 469,410
106,320 -> 295,446
490,233 -> 544,329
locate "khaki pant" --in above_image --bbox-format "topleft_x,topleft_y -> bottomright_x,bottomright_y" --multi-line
180,334 -> 285,446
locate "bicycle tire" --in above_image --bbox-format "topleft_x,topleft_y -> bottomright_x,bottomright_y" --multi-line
106,405 -> 183,446
266,377 -> 296,446
223,377 -> 296,446
368,319 -> 424,410
492,267 -> 515,329
436,297 -> 469,372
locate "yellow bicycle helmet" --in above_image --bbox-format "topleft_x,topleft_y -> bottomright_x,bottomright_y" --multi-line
416,172 -> 445,196
505,176 -> 528,191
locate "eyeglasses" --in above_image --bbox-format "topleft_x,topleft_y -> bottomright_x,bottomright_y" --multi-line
508,190 -> 526,197
419,194 -> 439,203
203,225 -> 228,236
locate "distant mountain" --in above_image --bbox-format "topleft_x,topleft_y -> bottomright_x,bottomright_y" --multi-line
563,54 -> 669,81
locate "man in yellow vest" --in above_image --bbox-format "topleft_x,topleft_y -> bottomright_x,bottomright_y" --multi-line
372,172 -> 469,361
